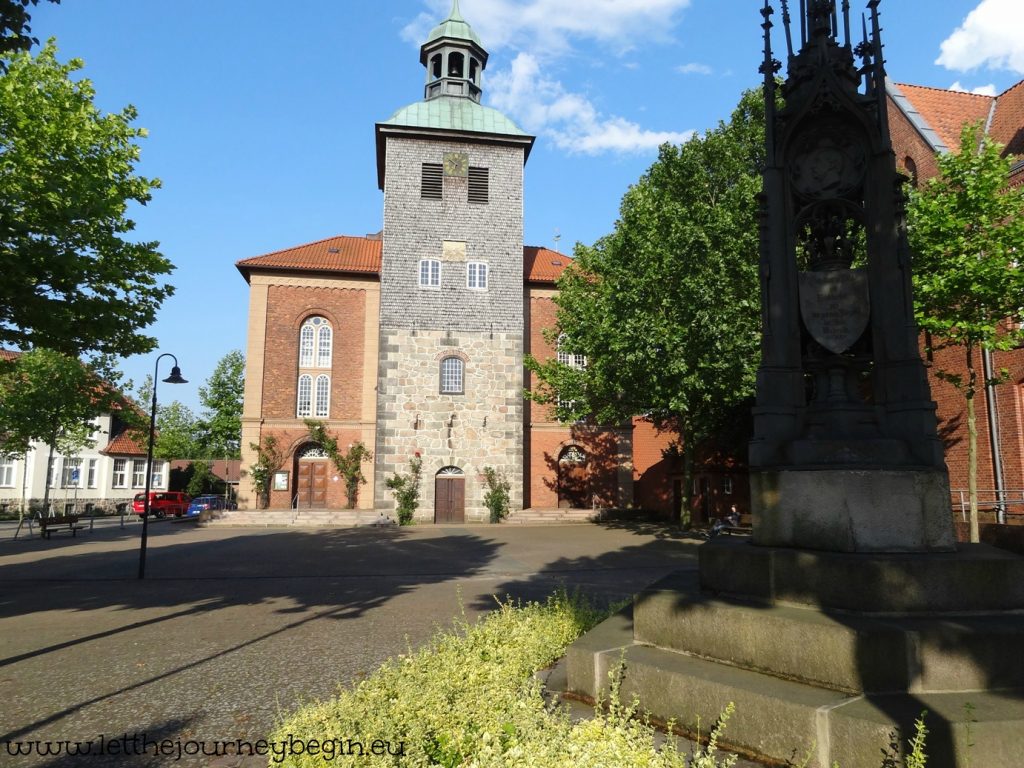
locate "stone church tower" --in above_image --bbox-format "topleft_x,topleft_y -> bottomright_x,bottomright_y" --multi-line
372,0 -> 535,522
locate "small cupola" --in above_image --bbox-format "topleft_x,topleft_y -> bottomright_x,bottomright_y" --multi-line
420,0 -> 488,103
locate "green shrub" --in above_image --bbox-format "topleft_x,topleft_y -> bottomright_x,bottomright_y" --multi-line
269,592 -> 739,768
386,454 -> 422,525
482,465 -> 511,523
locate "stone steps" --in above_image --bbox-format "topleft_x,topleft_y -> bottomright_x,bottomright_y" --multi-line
203,509 -> 393,528
503,508 -> 603,524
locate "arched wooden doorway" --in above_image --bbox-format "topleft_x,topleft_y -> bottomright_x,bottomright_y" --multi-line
295,444 -> 329,508
557,446 -> 589,508
434,466 -> 465,523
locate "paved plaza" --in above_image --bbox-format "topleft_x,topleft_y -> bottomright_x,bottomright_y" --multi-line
0,518 -> 712,767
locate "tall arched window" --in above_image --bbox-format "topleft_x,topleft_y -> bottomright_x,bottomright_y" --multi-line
440,356 -> 464,394
297,375 -> 313,417
315,375 -> 330,417
297,316 -> 332,417
556,334 -> 587,369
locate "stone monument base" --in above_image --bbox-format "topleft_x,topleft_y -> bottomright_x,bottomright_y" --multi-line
565,539 -> 1024,767
751,468 -> 956,552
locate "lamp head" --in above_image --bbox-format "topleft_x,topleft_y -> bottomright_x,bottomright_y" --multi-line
163,366 -> 188,385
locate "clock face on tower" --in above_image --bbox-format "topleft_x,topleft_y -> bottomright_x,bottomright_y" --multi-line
443,151 -> 469,177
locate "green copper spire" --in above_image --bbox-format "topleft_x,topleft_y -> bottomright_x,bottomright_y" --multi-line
425,0 -> 484,48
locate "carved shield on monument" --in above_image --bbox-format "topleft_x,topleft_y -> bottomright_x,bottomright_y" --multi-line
798,269 -> 869,354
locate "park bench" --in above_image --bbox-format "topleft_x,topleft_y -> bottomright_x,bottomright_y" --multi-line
722,513 -> 753,536
38,514 -> 84,539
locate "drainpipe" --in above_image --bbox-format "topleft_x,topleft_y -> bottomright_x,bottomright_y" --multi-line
982,348 -> 1007,524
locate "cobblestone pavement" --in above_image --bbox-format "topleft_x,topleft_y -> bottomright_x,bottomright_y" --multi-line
0,519 -> 759,767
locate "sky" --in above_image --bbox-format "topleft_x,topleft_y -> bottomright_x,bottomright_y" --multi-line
24,0 -> 1024,412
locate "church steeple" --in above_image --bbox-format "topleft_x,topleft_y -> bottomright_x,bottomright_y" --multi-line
420,0 -> 489,103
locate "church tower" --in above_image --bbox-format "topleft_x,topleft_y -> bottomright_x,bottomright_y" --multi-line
373,1 -> 535,522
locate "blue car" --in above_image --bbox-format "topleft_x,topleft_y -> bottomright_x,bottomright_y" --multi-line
185,495 -> 235,516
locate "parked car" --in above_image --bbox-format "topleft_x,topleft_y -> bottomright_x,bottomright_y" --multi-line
132,491 -> 191,519
185,495 -> 234,517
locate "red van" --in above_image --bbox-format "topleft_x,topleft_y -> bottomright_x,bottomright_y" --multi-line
132,491 -> 191,518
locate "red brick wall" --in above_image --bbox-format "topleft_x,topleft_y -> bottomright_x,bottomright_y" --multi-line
888,93 -> 941,186
632,418 -> 676,514
262,286 -> 368,421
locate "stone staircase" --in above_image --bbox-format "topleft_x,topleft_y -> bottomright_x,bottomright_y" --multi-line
502,507 -> 605,524
203,508 -> 393,528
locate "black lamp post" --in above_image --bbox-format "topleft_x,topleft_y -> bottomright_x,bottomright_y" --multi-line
138,353 -> 187,580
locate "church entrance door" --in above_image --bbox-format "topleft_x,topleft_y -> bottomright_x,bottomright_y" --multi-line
557,446 -> 589,508
434,467 -> 465,523
295,445 -> 329,508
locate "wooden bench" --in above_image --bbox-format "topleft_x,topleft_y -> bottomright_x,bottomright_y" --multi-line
39,514 -> 84,539
721,513 -> 753,536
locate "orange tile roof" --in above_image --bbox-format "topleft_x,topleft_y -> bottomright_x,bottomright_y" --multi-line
896,83 -> 994,151
103,428 -> 147,456
524,246 -> 571,284
0,349 -> 20,362
991,79 -> 1024,157
236,235 -> 383,280
238,236 -> 572,285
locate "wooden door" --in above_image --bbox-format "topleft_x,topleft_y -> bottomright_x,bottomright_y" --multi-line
434,477 -> 465,523
297,461 -> 328,508
557,447 -> 589,508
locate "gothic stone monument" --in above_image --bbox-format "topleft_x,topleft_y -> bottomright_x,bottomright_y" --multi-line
566,3 -> 1024,766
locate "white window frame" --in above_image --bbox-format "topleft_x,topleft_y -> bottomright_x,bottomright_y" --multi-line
299,323 -> 315,367
467,261 -> 488,290
314,374 -> 330,418
297,374 -> 313,417
61,457 -> 84,489
556,334 -> 587,369
316,324 -> 332,368
87,458 -> 98,489
150,460 -> 165,489
112,458 -> 127,489
47,457 -> 58,488
0,458 -> 15,488
419,259 -> 441,288
723,476 -> 733,495
131,459 -> 147,489
440,356 -> 464,395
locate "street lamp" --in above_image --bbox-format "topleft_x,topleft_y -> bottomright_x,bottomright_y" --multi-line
138,353 -> 187,580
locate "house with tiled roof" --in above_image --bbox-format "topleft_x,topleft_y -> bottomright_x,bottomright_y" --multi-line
887,77 -> 1024,518
234,1 -> 686,521
0,351 -> 167,515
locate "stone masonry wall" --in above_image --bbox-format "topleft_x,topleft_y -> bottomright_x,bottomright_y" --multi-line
373,329 -> 524,521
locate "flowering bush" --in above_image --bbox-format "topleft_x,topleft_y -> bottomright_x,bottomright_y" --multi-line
269,592 -> 740,767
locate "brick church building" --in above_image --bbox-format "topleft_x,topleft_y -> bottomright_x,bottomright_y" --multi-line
235,3 -> 694,521
887,77 -> 1024,519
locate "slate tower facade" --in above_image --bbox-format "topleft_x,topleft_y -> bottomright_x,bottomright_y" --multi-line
372,1 -> 535,521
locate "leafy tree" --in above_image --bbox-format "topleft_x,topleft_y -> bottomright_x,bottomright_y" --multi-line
0,41 -> 173,360
198,350 -> 245,458
154,401 -> 202,460
185,460 -> 225,497
526,89 -> 766,523
247,435 -> 284,510
0,0 -> 59,67
0,348 -> 121,512
305,421 -> 372,509
908,123 -> 1024,543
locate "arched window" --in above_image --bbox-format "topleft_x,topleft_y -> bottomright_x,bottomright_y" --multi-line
448,52 -> 464,78
469,58 -> 479,83
431,53 -> 442,80
297,374 -> 313,417
299,316 -> 332,369
904,156 -> 918,187
440,356 -> 464,394
315,375 -> 330,417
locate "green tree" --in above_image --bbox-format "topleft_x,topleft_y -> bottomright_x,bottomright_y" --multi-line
198,350 -> 245,458
305,421 -> 372,509
387,454 -> 423,525
0,41 -> 173,360
908,123 -> 1024,543
0,0 -> 60,66
247,435 -> 284,510
154,400 -> 201,460
482,466 -> 511,523
0,348 -> 121,512
526,89 -> 766,523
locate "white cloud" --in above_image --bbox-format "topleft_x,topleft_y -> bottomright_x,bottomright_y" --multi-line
489,52 -> 692,155
936,0 -> 1024,74
676,62 -> 712,76
403,0 -> 693,54
949,80 -> 998,96
403,1 -> 696,156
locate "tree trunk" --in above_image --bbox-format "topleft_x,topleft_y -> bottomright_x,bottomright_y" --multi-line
680,431 -> 693,529
966,344 -> 980,544
41,441 -> 56,515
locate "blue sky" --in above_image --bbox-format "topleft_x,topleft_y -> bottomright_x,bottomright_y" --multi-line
26,0 -> 1024,411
